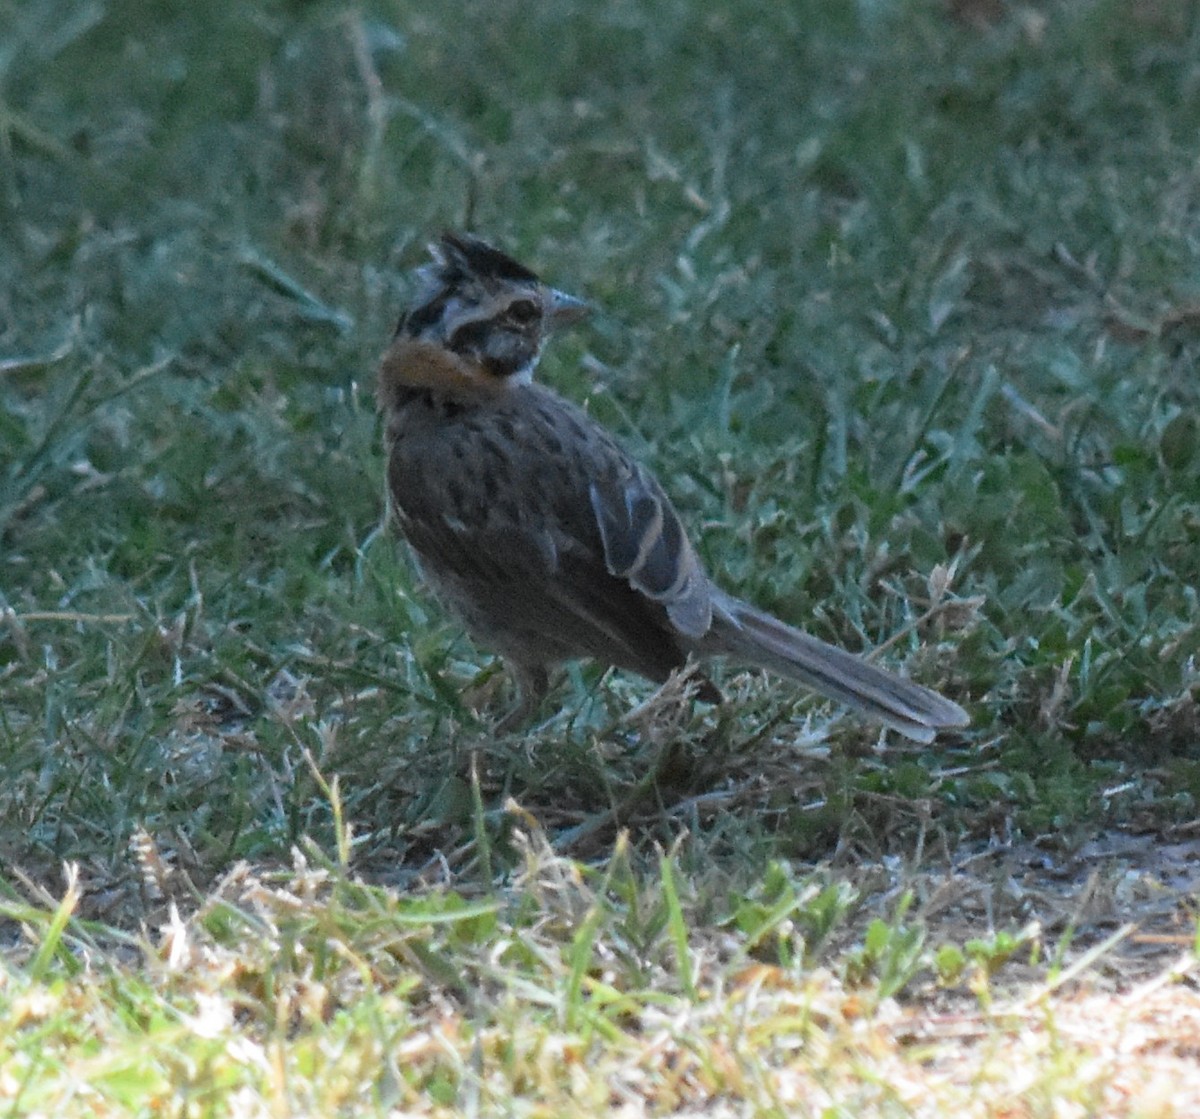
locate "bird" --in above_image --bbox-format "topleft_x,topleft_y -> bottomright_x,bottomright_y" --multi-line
376,232 -> 969,743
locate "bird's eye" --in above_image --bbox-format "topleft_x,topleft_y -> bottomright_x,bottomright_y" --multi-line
507,299 -> 540,324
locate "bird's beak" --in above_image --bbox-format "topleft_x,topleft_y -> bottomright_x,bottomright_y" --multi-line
546,288 -> 591,325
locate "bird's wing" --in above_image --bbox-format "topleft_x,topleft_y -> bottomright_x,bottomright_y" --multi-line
586,456 -> 713,641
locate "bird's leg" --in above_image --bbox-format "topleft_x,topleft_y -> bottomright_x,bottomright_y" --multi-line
494,662 -> 550,733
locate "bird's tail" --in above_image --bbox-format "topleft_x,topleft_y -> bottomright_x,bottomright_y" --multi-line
706,593 -> 968,743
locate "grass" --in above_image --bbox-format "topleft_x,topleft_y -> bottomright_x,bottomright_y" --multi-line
2,0 -> 1200,1112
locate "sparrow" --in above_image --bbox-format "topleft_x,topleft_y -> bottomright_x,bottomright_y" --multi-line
376,233 -> 968,743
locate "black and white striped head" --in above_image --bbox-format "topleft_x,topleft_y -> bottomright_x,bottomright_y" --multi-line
397,233 -> 588,385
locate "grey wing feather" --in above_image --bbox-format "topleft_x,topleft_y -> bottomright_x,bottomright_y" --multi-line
587,463 -> 713,640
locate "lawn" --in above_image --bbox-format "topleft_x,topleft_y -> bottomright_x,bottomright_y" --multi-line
2,0 -> 1199,1113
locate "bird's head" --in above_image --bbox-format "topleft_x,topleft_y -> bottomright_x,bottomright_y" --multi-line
394,233 -> 588,387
